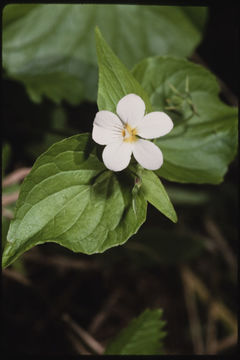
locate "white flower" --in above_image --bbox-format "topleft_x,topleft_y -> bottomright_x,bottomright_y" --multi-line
92,93 -> 173,172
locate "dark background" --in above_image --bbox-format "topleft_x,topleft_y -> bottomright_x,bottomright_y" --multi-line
198,6 -> 238,95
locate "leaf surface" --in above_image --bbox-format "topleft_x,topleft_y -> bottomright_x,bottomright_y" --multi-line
95,27 -> 152,113
2,134 -> 147,268
3,4 -> 207,104
105,309 -> 166,355
132,56 -> 238,184
132,167 -> 177,223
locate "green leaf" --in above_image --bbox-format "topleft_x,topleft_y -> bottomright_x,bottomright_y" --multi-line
132,166 -> 177,223
2,4 -> 36,27
182,6 -> 208,32
132,56 -> 238,184
22,72 -> 85,106
2,134 -> 147,268
104,308 -> 166,355
95,27 -> 152,113
3,4 -> 207,104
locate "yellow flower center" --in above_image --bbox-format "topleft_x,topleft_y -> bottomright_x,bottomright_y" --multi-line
122,124 -> 138,143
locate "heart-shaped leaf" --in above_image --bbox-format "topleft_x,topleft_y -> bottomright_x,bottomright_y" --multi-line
2,134 -> 147,268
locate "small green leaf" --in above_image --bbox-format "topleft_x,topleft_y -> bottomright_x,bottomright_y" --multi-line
104,308 -> 166,355
132,56 -> 238,184
132,166 -> 177,223
2,134 -> 147,268
95,27 -> 152,113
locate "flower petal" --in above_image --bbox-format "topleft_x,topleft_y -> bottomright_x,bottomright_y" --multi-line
137,112 -> 173,139
92,110 -> 123,145
133,139 -> 163,170
102,141 -> 133,172
116,94 -> 145,128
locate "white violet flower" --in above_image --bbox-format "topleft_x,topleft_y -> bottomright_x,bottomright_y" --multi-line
92,93 -> 173,172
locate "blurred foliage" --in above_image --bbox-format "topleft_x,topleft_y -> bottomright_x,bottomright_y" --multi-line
129,227 -> 205,265
166,186 -> 209,206
25,106 -> 71,158
3,4 -> 207,104
105,308 -> 166,355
